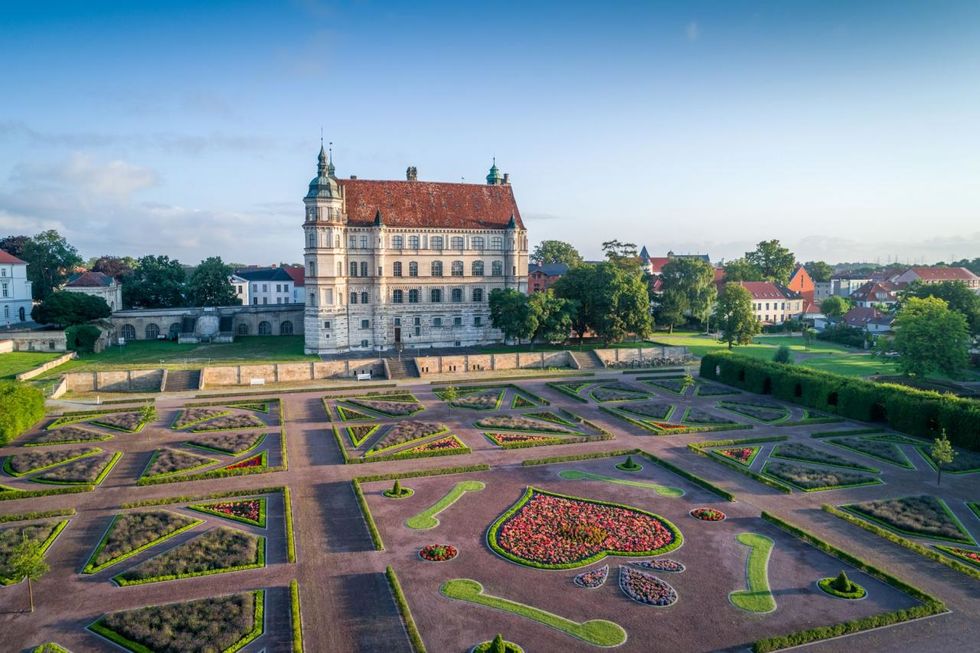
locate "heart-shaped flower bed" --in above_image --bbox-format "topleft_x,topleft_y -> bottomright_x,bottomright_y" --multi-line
487,487 -> 682,569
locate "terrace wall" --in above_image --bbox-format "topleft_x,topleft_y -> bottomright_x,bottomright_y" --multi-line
200,359 -> 386,388
594,346 -> 689,368
414,350 -> 574,376
64,369 -> 165,393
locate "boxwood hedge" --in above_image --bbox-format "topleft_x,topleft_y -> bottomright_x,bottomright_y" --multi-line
700,353 -> 980,451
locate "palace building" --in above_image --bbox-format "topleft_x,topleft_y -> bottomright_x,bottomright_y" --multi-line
302,146 -> 528,355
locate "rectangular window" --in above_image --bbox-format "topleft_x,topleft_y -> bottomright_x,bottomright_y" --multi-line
0,283 -> 6,298
453,316 -> 462,326
430,236 -> 443,250
323,321 -> 331,329
414,317 -> 421,326
392,235 -> 404,248
431,289 -> 442,303
360,261 -> 368,277
263,297 -> 268,304
394,317 -> 401,326
433,317 -> 442,327
414,326 -> 421,336
361,319 -> 370,329
393,262 -> 402,277
350,262 -> 358,277
451,236 -> 464,249
361,339 -> 369,348
472,236 -> 484,250
360,235 -> 369,249
263,284 -> 268,291
491,236 -> 503,249
349,235 -> 357,248
451,288 -> 463,303
277,297 -> 282,304
409,235 -> 420,249
474,316 -> 482,326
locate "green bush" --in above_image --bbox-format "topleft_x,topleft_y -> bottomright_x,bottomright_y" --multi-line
772,345 -> 792,364
0,381 -> 45,444
66,323 -> 102,352
700,353 -> 980,451
386,566 -> 427,653
290,579 -> 303,653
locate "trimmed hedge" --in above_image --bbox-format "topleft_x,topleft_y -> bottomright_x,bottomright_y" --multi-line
753,512 -> 947,652
635,450 -> 735,502
283,486 -> 297,563
122,486 -> 284,508
0,508 -> 75,523
0,484 -> 93,502
0,381 -> 45,444
824,505 -> 980,580
521,449 -> 635,466
386,566 -> 427,653
353,464 -> 490,484
290,579 -> 303,653
352,480 -> 384,551
689,442 -> 793,494
700,353 -> 980,451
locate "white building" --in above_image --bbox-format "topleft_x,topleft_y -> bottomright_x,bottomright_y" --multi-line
233,268 -> 297,306
733,281 -> 804,325
63,271 -> 123,312
301,148 -> 528,354
0,249 -> 33,326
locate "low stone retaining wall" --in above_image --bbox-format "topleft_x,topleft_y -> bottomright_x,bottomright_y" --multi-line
414,350 -> 574,376
200,359 -> 386,388
594,346 -> 690,368
65,369 -> 166,393
0,340 -> 13,354
15,352 -> 77,381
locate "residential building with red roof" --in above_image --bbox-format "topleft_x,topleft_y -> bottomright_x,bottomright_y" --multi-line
729,281 -> 804,325
528,262 -> 569,293
786,265 -> 815,303
891,266 -> 979,291
302,147 -> 527,353
63,270 -> 123,312
849,280 -> 899,308
842,306 -> 894,333
0,249 -> 33,325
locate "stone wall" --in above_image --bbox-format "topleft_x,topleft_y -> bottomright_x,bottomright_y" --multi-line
0,340 -> 13,354
200,359 -> 386,388
414,350 -> 574,376
65,369 -> 165,393
109,304 -> 305,341
15,352 -> 76,381
3,329 -> 68,352
594,346 -> 690,368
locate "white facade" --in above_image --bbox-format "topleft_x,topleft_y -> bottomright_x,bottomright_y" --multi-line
301,150 -> 528,354
0,252 -> 33,326
63,272 -> 123,312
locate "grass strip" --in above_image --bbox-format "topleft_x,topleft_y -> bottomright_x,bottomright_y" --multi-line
440,578 -> 626,647
352,479 -> 385,551
635,450 -> 737,501
386,566 -> 426,653
753,512 -> 949,652
729,532 -> 776,613
290,579 -> 304,653
283,485 -> 296,563
405,480 -> 486,529
557,469 -> 684,498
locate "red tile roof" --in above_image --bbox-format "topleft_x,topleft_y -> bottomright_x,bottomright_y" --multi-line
0,249 -> 26,265
647,257 -> 671,274
339,179 -> 523,230
843,306 -> 892,328
66,271 -> 115,288
283,265 -> 305,287
736,281 -> 797,300
906,266 -> 978,281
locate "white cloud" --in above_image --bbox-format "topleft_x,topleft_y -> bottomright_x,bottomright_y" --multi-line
685,21 -> 700,42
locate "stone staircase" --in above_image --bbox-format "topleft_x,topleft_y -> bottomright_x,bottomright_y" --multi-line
570,350 -> 605,370
164,369 -> 201,393
386,357 -> 420,379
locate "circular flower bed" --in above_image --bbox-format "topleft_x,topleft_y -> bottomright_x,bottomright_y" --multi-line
489,487 -> 682,569
419,544 -> 458,562
689,507 -> 726,521
573,564 -> 609,588
634,558 -> 685,573
618,565 -> 677,606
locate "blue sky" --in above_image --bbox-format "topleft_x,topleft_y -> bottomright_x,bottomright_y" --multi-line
1,0 -> 978,265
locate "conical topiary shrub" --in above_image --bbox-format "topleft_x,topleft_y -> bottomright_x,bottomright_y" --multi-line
831,570 -> 851,593
491,634 -> 506,653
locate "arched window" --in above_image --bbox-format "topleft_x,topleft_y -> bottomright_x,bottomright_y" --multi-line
472,236 -> 485,250
430,236 -> 444,250
393,261 -> 402,277
258,321 -> 272,335
431,288 -> 442,303
409,262 -> 419,277
237,323 -> 250,335
451,236 -> 464,249
121,324 -> 136,340
431,261 -> 443,277
472,288 -> 484,302
408,289 -> 420,303
451,288 -> 463,303
472,260 -> 484,276
451,260 -> 463,276
361,291 -> 369,304
350,292 -> 358,304
168,323 -> 181,339
145,323 -> 160,340
491,260 -> 503,276
280,321 -> 293,335
393,290 -> 404,303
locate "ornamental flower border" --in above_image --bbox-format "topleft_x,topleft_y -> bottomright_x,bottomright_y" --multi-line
486,487 -> 683,570
689,507 -> 726,521
418,543 -> 459,562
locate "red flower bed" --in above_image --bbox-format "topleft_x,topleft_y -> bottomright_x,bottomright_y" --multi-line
490,489 -> 681,568
717,447 -> 755,464
404,435 -> 465,454
224,454 -> 264,470
573,564 -> 609,588
209,500 -> 262,523
689,507 -> 726,521
419,544 -> 458,562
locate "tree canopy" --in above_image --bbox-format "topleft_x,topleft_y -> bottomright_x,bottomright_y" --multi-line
820,295 -> 851,318
745,239 -> 796,284
528,291 -> 574,344
0,235 -> 30,258
552,262 -> 652,343
530,240 -> 582,267
899,280 -> 980,335
19,230 -> 83,301
714,283 -> 760,349
488,289 -> 538,345
722,257 -> 763,282
186,256 -> 239,307
657,257 -> 716,331
32,291 -> 111,327
91,255 -> 137,280
892,296 -> 969,377
803,260 -> 834,283
123,255 -> 187,308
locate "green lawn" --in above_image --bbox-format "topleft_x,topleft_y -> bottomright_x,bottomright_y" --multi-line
0,352 -> 64,381
46,336 -> 317,375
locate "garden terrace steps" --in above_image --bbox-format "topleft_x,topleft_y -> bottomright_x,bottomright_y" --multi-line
570,350 -> 605,370
164,369 -> 201,393
386,358 -> 419,379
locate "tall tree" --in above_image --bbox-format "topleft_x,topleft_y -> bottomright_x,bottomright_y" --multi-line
530,240 -> 582,267
892,296 -> 969,377
19,230 -> 82,301
0,235 -> 30,258
187,256 -> 239,307
745,240 -> 796,284
899,280 -> 980,335
804,260 -> 834,283
528,290 -> 574,344
488,289 -> 538,345
123,255 -> 186,308
601,240 -> 639,266
722,257 -> 763,282
552,265 -> 599,342
820,295 -> 851,318
5,535 -> 49,612
91,255 -> 137,280
659,257 -> 716,330
657,288 -> 688,334
590,262 -> 653,343
714,283 -> 760,349
32,292 -> 111,327
929,431 -> 956,487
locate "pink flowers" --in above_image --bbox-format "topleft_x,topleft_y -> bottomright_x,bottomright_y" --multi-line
574,564 -> 609,588
490,489 -> 681,568
689,507 -> 726,521
717,447 -> 755,464
419,544 -> 458,562
208,500 -> 261,523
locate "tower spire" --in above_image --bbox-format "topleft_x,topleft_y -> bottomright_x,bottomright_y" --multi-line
327,141 -> 335,177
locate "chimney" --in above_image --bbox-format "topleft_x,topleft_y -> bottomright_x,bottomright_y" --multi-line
502,173 -> 510,184
406,166 -> 418,181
